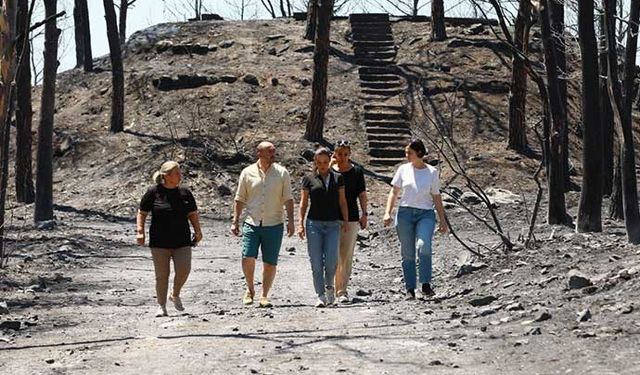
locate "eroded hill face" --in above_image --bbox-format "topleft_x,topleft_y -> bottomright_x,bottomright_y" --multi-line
24,18 -> 569,217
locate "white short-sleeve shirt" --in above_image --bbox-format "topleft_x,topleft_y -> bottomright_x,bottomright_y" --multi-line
391,163 -> 441,210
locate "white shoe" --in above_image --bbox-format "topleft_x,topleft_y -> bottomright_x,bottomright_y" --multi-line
338,295 -> 350,304
155,305 -> 168,317
169,294 -> 184,311
326,287 -> 336,305
315,297 -> 326,308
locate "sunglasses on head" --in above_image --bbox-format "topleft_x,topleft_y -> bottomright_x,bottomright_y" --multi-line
336,139 -> 350,147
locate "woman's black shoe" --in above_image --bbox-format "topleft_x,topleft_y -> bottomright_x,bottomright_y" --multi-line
421,283 -> 435,297
404,289 -> 416,300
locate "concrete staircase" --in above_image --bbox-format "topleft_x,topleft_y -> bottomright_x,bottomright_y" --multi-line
350,13 -> 411,168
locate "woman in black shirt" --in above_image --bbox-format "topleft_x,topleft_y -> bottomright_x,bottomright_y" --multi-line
331,140 -> 368,303
137,161 -> 203,317
298,148 -> 349,307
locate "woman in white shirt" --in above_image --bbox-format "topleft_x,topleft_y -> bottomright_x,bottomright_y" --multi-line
383,139 -> 448,300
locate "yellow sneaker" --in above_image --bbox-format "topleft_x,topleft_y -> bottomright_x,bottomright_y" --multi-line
258,297 -> 273,308
243,290 -> 254,305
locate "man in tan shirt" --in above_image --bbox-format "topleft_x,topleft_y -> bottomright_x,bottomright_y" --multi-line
232,141 -> 295,307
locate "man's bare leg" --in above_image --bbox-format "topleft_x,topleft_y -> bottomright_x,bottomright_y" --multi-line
262,263 -> 277,298
242,257 -> 256,295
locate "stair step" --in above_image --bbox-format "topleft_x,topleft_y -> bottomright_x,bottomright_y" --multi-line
364,112 -> 407,120
370,157 -> 405,166
366,120 -> 409,128
354,50 -> 397,59
353,41 -> 395,49
360,81 -> 403,90
369,148 -> 406,158
369,140 -> 408,148
366,127 -> 411,135
363,103 -> 405,112
356,58 -> 395,67
349,13 -> 390,23
352,34 -> 394,42
359,66 -> 396,75
352,28 -> 392,36
361,87 -> 404,96
350,21 -> 392,28
359,74 -> 401,82
367,133 -> 410,142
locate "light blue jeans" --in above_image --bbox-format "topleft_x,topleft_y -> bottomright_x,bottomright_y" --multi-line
306,219 -> 340,298
396,206 -> 436,291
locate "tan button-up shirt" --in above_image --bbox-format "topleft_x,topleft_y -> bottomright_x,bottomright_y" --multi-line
234,162 -> 293,227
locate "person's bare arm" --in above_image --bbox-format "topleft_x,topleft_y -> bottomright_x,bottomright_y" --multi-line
231,200 -> 245,236
432,194 -> 448,233
298,190 -> 309,239
136,210 -> 148,246
358,191 -> 368,229
285,199 -> 295,237
338,187 -> 349,232
383,186 -> 401,227
188,211 -> 203,244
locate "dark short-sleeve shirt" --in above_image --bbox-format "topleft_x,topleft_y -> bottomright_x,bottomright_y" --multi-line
302,172 -> 344,221
139,185 -> 197,248
334,165 -> 366,221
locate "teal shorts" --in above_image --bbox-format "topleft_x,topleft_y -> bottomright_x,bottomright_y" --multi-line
242,222 -> 284,266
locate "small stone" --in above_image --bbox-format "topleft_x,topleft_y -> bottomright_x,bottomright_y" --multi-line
460,192 -> 482,205
45,359 -> 55,364
620,305 -> 634,314
525,327 -> 542,336
568,270 -> 593,290
534,311 -> 552,322
355,289 -> 372,297
36,220 -> 56,230
265,34 -> 285,41
218,40 -> 235,48
469,295 -> 497,307
478,308 -> 496,317
577,309 -> 592,322
468,23 -> 485,35
220,75 -> 238,83
243,74 -> 260,86
267,47 -> 277,55
217,184 -> 232,196
456,262 -> 488,277
300,78 -> 311,87
0,302 -> 9,315
271,77 -> 279,86
0,320 -> 21,331
506,302 -> 524,312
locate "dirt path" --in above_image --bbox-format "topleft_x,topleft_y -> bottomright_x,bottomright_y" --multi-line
2,210 -> 640,374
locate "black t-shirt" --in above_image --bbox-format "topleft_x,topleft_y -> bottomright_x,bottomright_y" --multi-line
302,171 -> 345,221
139,185 -> 197,248
334,165 -> 366,221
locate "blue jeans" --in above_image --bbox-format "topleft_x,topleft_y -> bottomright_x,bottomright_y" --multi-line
396,207 -> 436,291
306,219 -> 340,298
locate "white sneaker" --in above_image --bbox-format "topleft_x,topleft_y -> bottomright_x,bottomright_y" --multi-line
155,305 -> 168,317
169,294 -> 184,311
338,295 -> 350,304
326,287 -> 336,305
315,297 -> 326,308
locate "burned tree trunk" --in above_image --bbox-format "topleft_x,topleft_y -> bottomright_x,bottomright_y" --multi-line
431,0 -> 446,41
119,0 -> 128,44
539,0 -> 571,225
549,0 -> 569,190
34,0 -> 59,223
603,0 -> 640,243
576,0 -> 603,232
15,0 -> 35,203
304,0 -> 317,41
507,0 -> 531,152
599,13 -> 615,198
73,0 -> 92,72
305,0 -> 332,142
103,0 -> 124,133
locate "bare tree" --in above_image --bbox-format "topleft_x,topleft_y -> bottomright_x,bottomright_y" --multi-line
260,0 -> 276,18
507,0 -> 532,152
34,0 -> 59,224
305,0 -> 333,141
576,0 -> 603,232
225,0 -> 256,20
431,0 -> 446,41
304,0 -> 317,40
118,0 -> 137,44
377,0 -> 423,17
15,0 -> 35,204
539,0 -> 571,225
603,0 -> 640,243
103,0 -> 125,133
599,12 -> 614,198
73,0 -> 92,71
